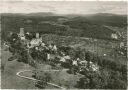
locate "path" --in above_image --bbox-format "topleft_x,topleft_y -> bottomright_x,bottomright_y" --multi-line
16,70 -> 66,89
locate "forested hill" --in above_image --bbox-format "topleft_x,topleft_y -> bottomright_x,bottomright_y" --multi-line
1,13 -> 127,40
64,13 -> 126,27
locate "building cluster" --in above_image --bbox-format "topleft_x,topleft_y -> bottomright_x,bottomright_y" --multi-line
13,28 -> 99,73
118,41 -> 127,57
110,31 -> 127,57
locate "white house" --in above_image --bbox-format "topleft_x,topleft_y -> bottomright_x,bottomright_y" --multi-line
26,32 -> 30,35
41,43 -> 45,47
64,55 -> 71,60
30,38 -> 42,47
60,57 -> 66,62
73,60 -> 78,66
111,33 -> 118,39
80,60 -> 87,65
90,61 -> 99,71
47,53 -> 50,60
120,42 -> 124,47
20,36 -> 26,40
52,45 -> 57,51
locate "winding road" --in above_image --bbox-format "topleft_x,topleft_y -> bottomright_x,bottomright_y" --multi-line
16,69 -> 66,89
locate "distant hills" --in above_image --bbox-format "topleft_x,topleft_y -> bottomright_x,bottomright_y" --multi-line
64,13 -> 126,27
1,12 -> 127,40
1,12 -> 60,17
26,12 -> 57,17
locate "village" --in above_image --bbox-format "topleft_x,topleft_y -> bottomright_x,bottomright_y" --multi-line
5,27 -> 99,73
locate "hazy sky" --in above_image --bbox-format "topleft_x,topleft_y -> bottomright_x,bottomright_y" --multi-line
0,1 -> 127,15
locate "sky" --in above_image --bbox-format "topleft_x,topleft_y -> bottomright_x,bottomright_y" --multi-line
0,1 -> 127,15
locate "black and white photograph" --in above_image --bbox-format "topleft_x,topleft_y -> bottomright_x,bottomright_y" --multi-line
0,0 -> 127,89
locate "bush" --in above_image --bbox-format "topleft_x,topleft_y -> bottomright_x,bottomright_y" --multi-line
35,80 -> 47,89
34,72 -> 52,89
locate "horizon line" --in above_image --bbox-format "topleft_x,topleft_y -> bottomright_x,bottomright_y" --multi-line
0,12 -> 127,16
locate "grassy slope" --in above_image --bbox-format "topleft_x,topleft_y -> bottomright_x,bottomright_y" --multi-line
31,64 -> 83,89
1,46 -> 37,89
1,46 -> 80,89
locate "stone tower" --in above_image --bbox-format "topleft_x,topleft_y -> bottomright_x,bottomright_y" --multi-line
20,28 -> 24,37
36,33 -> 39,39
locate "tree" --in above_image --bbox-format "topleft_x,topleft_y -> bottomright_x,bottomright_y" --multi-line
35,72 -> 52,89
75,67 -> 127,89
85,51 -> 91,69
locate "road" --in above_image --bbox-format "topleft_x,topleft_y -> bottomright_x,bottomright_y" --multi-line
16,70 -> 66,89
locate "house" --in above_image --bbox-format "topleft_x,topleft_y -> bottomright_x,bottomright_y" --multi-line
63,55 -> 70,60
20,36 -> 26,40
29,33 -> 42,47
26,32 -> 30,35
30,38 -> 42,47
41,43 -> 45,47
90,61 -> 99,71
52,45 -> 57,51
60,57 -> 66,62
73,60 -> 78,66
47,53 -> 57,60
120,42 -> 124,47
111,33 -> 118,39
